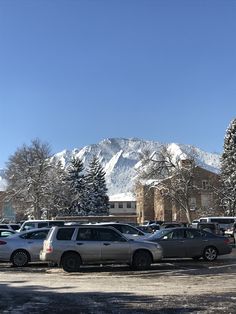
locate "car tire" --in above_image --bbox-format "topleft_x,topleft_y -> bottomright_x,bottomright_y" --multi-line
203,246 -> 218,261
61,252 -> 81,272
11,250 -> 30,267
131,250 -> 152,270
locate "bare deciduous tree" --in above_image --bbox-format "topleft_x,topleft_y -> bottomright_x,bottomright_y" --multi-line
136,145 -> 200,223
5,139 -> 52,219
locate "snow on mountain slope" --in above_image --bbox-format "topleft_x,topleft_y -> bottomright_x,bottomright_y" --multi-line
52,138 -> 221,196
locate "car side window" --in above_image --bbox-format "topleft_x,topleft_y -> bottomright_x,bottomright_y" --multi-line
164,229 -> 185,240
122,225 -> 139,235
38,222 -> 48,228
21,230 -> 48,240
185,229 -> 201,239
97,228 -> 126,242
56,228 -> 75,240
22,223 -> 36,231
76,228 -> 94,241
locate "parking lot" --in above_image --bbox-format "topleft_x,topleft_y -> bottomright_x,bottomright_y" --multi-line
0,248 -> 235,313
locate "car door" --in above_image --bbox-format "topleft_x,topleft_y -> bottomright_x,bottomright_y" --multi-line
20,229 -> 49,261
184,229 -> 210,257
75,227 -> 102,263
97,228 -> 131,263
159,229 -> 186,258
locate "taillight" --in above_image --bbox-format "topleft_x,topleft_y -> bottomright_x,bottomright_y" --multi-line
46,245 -> 53,253
224,238 -> 230,244
0,240 -> 6,245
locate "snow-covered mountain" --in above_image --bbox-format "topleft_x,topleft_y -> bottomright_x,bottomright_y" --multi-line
51,138 -> 221,196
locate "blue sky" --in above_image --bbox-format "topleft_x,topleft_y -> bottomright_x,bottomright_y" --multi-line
0,0 -> 235,168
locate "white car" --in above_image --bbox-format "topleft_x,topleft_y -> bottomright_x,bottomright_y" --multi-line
0,228 -> 50,267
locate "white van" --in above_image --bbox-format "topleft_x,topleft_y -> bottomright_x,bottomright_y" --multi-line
199,217 -> 236,232
18,220 -> 65,232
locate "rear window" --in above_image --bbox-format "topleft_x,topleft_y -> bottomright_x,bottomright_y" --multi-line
56,228 -> 75,240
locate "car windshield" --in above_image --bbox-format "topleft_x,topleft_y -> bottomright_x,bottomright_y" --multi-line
147,229 -> 171,240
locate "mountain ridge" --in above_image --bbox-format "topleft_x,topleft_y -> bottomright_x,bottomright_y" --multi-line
0,138 -> 221,194
52,138 -> 221,196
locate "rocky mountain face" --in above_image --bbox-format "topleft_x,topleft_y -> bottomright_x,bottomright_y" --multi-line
52,138 -> 221,196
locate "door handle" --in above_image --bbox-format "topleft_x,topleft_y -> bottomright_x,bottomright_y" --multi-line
103,243 -> 111,246
76,243 -> 84,245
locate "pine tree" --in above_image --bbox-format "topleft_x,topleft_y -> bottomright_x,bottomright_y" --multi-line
45,160 -> 72,218
65,157 -> 86,215
221,118 -> 236,215
85,156 -> 109,215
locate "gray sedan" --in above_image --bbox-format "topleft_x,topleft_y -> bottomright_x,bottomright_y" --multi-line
146,227 -> 232,261
0,228 -> 50,267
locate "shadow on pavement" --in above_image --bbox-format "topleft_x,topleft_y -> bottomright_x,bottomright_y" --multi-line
0,281 -> 235,313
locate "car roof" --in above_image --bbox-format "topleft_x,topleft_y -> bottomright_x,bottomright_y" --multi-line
0,228 -> 15,231
19,227 -> 51,234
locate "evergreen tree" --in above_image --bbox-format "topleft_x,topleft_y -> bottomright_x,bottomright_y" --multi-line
65,157 -> 86,215
45,160 -> 72,218
85,156 -> 109,215
221,118 -> 236,215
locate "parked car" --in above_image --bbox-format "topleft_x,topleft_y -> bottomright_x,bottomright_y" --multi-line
40,225 -> 163,272
136,225 -> 154,233
8,223 -> 21,231
0,229 -> 16,237
0,223 -> 21,231
146,227 -> 232,261
196,222 -> 222,235
160,222 -> 184,229
0,224 -> 15,231
18,220 -> 65,232
0,228 -> 50,267
94,222 -> 149,240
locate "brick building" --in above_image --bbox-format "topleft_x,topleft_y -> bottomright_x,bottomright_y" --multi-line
136,165 -> 224,224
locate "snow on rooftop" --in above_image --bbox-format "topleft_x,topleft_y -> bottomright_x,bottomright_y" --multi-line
109,192 -> 136,202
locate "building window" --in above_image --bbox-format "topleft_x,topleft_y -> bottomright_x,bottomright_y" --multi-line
201,194 -> 213,208
118,202 -> 123,208
189,197 -> 196,210
127,202 -> 131,208
109,203 -> 115,209
202,180 -> 210,190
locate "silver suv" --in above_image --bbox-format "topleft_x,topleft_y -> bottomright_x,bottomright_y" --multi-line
40,225 -> 163,272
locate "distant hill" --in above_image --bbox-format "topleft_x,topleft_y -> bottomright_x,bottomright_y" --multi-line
51,138 -> 221,197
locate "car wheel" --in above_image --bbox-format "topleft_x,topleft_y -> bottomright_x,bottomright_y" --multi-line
132,250 -> 152,270
61,252 -> 81,272
203,246 -> 218,261
11,250 -> 30,267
